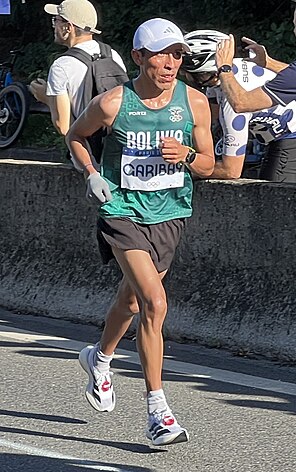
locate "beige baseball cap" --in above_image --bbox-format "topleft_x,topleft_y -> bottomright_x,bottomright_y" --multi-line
44,0 -> 101,35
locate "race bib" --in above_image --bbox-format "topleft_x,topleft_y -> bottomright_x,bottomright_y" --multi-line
121,147 -> 184,191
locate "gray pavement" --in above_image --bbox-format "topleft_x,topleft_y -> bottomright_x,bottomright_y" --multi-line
0,307 -> 296,472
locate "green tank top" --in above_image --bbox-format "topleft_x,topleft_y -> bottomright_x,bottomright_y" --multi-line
99,80 -> 194,224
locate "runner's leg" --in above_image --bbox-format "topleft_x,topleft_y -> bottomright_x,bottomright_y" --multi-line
100,275 -> 140,355
112,247 -> 167,392
111,247 -> 188,445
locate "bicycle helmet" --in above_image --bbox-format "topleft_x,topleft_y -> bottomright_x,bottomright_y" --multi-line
182,30 -> 229,74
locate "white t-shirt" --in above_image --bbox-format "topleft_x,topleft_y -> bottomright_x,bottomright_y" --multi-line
207,58 -> 277,156
47,39 -> 126,119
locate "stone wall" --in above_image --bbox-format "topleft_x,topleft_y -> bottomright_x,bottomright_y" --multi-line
1,159 -> 296,360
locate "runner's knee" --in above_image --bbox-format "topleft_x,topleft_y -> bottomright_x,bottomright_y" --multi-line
140,293 -> 167,326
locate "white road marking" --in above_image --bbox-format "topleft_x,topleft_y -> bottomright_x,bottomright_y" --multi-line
0,438 -> 130,471
0,324 -> 296,396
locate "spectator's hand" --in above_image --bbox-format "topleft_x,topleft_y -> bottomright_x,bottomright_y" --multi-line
159,137 -> 188,164
86,172 -> 112,205
215,33 -> 235,69
29,78 -> 47,103
241,37 -> 267,67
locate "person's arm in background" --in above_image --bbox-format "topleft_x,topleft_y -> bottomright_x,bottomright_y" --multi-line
209,97 -> 249,179
29,63 -> 71,136
48,94 -> 71,135
210,154 -> 245,179
216,34 -> 274,113
29,79 -> 71,136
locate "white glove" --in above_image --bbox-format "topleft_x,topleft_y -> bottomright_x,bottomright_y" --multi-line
86,172 -> 112,205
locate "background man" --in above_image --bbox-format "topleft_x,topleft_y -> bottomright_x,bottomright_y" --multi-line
29,0 -> 127,169
66,18 -> 214,446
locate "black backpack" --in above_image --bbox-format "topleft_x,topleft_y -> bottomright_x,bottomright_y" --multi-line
63,41 -> 129,162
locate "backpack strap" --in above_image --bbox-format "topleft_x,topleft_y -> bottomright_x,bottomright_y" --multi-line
62,47 -> 93,65
98,42 -> 112,59
62,41 -> 112,64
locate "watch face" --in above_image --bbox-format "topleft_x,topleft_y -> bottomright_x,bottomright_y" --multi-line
220,65 -> 232,73
186,150 -> 196,164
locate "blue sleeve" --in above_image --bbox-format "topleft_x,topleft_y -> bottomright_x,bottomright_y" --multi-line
262,62 -> 296,106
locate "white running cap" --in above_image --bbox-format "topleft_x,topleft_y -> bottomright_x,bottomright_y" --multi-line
133,18 -> 190,53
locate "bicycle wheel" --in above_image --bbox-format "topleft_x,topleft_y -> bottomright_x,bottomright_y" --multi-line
0,82 -> 29,149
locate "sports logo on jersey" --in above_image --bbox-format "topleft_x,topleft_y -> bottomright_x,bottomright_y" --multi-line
168,106 -> 184,122
224,134 -> 236,145
128,111 -> 147,116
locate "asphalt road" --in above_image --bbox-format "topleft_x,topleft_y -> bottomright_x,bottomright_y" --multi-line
0,307 -> 296,472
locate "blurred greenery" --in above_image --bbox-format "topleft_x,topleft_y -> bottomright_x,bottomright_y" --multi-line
0,0 -> 295,149
17,114 -> 67,153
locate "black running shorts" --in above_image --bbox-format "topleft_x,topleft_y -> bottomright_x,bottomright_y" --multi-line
97,217 -> 186,273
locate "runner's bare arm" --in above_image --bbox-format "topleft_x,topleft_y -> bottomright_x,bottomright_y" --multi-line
65,86 -> 123,172
160,87 -> 214,178
187,87 -> 215,177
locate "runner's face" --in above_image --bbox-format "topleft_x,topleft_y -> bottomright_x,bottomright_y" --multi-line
142,45 -> 184,90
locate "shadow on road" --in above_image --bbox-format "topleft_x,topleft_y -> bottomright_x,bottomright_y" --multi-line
0,426 -> 165,455
0,452 -> 156,472
0,409 -> 87,424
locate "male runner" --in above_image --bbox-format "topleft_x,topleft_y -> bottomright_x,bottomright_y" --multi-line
66,18 -> 214,446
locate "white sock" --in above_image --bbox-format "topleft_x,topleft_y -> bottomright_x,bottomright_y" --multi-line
93,344 -> 113,373
147,389 -> 168,415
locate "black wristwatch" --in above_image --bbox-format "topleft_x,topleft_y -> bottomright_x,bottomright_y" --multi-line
217,64 -> 232,75
185,147 -> 197,165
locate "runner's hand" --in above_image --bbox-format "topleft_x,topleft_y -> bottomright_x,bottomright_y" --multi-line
241,37 -> 267,67
86,172 -> 112,205
159,137 -> 188,164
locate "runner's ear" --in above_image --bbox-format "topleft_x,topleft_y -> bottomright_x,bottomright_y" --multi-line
131,49 -> 144,66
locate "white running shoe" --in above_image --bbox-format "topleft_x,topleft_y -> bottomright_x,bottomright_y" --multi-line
79,345 -> 115,413
146,408 -> 189,446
